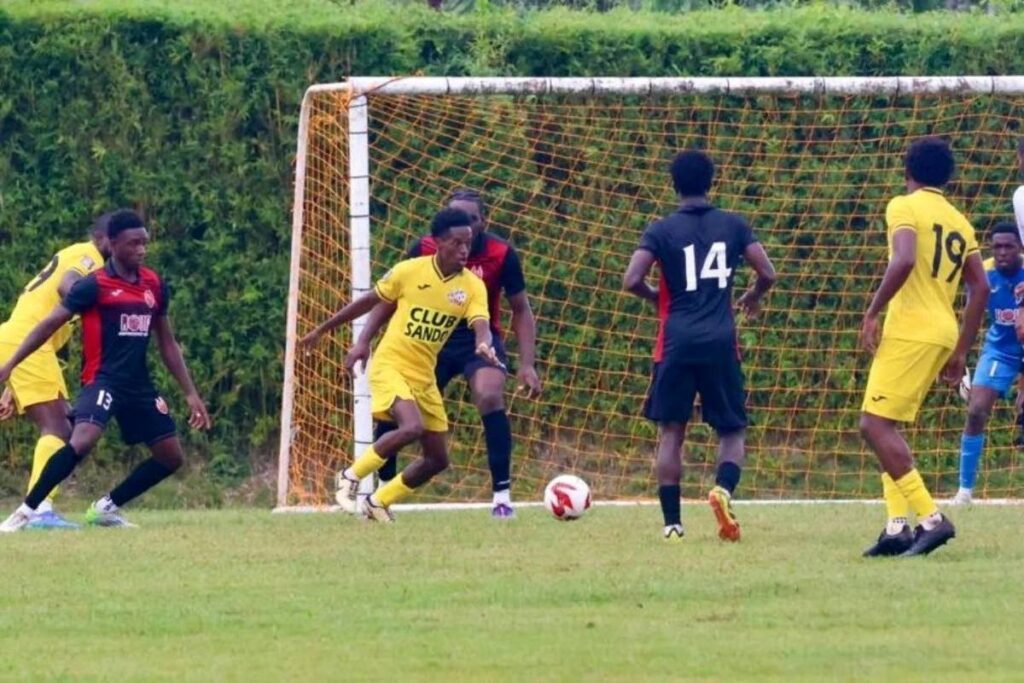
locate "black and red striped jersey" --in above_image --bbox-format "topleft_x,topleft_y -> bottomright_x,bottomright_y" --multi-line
62,261 -> 169,394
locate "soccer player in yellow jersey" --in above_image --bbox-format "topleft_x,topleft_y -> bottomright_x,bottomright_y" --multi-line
299,207 -> 499,521
860,137 -> 989,557
0,213 -> 111,529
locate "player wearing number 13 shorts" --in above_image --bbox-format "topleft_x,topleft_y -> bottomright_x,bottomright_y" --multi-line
860,136 -> 988,558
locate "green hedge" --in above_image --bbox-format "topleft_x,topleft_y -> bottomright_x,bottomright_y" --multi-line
3,1 -> 1024,499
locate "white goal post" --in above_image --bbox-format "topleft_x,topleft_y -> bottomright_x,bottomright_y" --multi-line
277,75 -> 1024,511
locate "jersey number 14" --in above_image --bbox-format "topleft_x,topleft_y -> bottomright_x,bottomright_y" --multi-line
682,242 -> 732,291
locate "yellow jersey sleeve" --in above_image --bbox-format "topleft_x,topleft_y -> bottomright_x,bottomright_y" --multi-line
374,262 -> 408,303
66,244 -> 101,277
464,273 -> 489,325
885,195 -> 916,237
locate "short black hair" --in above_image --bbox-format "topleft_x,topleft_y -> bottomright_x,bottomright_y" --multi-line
905,136 -> 955,188
107,209 -> 145,239
446,188 -> 486,215
430,207 -> 472,238
670,150 -> 714,196
990,221 -> 1021,243
91,211 -> 114,236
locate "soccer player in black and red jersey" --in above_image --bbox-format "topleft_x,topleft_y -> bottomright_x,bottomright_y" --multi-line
346,189 -> 542,518
623,151 -> 776,542
0,209 -> 212,532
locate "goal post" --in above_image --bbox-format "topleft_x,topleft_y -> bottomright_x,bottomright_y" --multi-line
278,75 -> 1024,510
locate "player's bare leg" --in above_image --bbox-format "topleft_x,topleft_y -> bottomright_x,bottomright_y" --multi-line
656,422 -> 685,541
365,430 -> 449,523
87,435 -> 185,528
709,429 -> 744,542
860,413 -> 954,557
1,421 -> 102,533
336,399 -> 424,514
23,399 -> 78,529
954,384 -> 998,505
470,366 -> 514,518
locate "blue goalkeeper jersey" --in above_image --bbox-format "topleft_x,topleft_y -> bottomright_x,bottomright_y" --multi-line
981,257 -> 1024,362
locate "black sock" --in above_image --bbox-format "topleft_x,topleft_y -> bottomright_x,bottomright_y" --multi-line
25,444 -> 80,509
375,422 -> 398,482
481,410 -> 512,492
109,457 -> 176,507
715,461 -> 742,495
658,484 -> 681,526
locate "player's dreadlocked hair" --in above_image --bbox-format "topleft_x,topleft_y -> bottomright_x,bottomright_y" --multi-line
446,188 -> 486,216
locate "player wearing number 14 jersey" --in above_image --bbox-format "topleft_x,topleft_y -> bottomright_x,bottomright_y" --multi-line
860,137 -> 988,558
623,150 -> 776,542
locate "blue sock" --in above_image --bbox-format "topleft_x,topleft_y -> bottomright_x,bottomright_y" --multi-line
959,433 -> 985,490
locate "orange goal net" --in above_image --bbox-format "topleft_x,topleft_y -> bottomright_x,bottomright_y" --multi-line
278,76 -> 1024,508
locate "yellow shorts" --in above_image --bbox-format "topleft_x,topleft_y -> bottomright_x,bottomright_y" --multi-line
369,362 -> 447,433
862,338 -> 952,422
0,341 -> 69,414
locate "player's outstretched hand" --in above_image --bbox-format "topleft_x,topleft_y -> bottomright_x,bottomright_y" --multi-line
297,329 -> 324,353
942,353 -> 966,386
516,365 -> 543,399
859,314 -> 880,355
186,393 -> 212,430
344,340 -> 371,374
0,387 -> 14,421
736,291 -> 761,320
476,343 -> 503,369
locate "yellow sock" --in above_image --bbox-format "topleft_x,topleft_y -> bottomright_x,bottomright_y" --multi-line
374,474 -> 416,508
894,469 -> 938,519
348,446 -> 386,479
28,435 -> 65,503
881,472 -> 909,520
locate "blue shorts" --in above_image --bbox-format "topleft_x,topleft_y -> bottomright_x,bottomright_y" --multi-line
972,349 -> 1020,397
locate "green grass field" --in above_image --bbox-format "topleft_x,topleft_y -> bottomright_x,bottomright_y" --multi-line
2,504 -> 1023,682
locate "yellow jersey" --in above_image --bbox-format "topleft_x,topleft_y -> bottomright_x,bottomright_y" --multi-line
373,255 -> 489,383
882,188 -> 978,348
0,241 -> 104,351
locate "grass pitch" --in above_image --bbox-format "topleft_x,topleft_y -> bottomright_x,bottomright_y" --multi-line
1,504 -> 1022,682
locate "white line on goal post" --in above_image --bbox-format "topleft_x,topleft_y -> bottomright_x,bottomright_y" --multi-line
348,95 -> 377,507
277,89 -> 314,508
306,75 -> 1024,98
272,498 -> 1024,514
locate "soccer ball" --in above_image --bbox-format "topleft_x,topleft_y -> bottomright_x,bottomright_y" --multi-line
544,474 -> 591,520
959,370 -> 971,402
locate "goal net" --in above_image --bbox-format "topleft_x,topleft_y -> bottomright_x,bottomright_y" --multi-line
279,76 -> 1024,508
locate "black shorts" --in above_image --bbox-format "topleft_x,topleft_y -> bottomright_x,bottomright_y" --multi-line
72,382 -> 177,446
435,332 -> 509,391
643,347 -> 748,435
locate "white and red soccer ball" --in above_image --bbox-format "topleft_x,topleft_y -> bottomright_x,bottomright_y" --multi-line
544,474 -> 591,520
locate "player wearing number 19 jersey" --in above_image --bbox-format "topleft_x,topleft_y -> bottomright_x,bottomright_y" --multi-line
860,136 -> 988,558
623,150 -> 776,542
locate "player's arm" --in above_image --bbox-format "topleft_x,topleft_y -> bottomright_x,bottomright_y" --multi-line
501,246 -> 541,395
467,278 -> 501,367
0,305 -> 74,384
942,252 -> 990,384
299,290 -> 383,351
736,242 -> 777,319
153,315 -> 212,430
623,249 -> 658,303
860,228 -> 916,354
1013,186 -> 1024,245
345,301 -> 397,373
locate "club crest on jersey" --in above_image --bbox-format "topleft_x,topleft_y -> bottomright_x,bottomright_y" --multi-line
120,313 -> 152,337
447,288 -> 467,306
144,289 -> 156,309
155,397 -> 169,415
